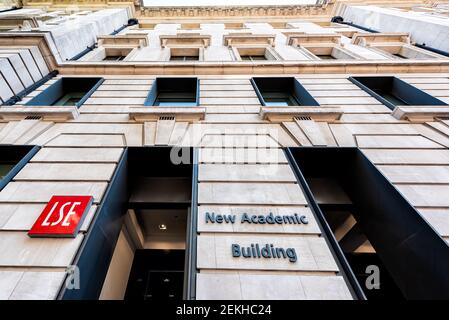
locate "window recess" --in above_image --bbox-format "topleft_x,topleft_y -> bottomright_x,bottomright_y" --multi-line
287,33 -> 361,60
25,77 -> 104,108
349,76 -> 447,111
251,77 -> 319,107
351,32 -> 448,60
144,78 -> 199,107
287,147 -> 449,299
232,46 -> 281,61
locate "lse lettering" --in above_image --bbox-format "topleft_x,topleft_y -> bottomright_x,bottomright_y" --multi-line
42,201 -> 82,227
28,195 -> 93,238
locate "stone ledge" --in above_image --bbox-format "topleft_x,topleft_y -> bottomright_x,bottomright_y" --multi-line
0,106 -> 79,121
260,106 -> 342,122
129,107 -> 206,122
392,106 -> 449,122
223,34 -> 276,47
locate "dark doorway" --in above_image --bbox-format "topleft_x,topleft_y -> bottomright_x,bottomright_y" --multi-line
124,250 -> 185,300
125,147 -> 194,300
288,147 -> 449,299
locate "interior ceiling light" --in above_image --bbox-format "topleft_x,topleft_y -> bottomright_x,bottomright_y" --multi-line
158,224 -> 167,230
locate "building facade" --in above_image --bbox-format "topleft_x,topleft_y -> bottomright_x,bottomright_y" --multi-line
1,0 -> 449,300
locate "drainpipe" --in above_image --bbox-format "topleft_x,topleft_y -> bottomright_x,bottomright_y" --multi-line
68,43 -> 97,61
2,70 -> 59,106
110,18 -> 139,35
0,6 -> 22,13
331,16 -> 379,33
414,43 -> 449,58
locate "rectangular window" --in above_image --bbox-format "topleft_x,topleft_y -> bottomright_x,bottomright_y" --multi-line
235,47 -> 278,61
349,76 -> 447,110
144,78 -> 199,107
26,77 -> 104,108
0,145 -> 39,191
316,54 -> 336,60
103,55 -> 126,61
240,55 -> 267,61
251,77 -> 319,106
169,48 -> 200,61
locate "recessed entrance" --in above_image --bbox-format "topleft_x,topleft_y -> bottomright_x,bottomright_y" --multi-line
288,147 -> 449,299
97,147 -> 194,300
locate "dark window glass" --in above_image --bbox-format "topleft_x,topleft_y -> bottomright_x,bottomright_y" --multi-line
317,54 -> 336,60
103,55 -> 126,61
251,77 -> 320,106
0,145 -> 38,191
393,53 -> 408,59
349,76 -> 447,110
288,147 -> 449,299
145,78 -> 198,107
26,77 -> 104,108
0,163 -> 15,179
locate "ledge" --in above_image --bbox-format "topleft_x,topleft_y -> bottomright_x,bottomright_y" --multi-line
223,34 -> 276,47
392,106 -> 449,122
97,35 -> 149,47
0,106 -> 79,121
129,107 -> 206,122
260,106 -> 342,122
160,34 -> 211,48
286,33 -> 341,46
352,33 -> 410,46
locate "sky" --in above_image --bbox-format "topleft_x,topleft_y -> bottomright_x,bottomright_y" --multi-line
143,0 -> 317,6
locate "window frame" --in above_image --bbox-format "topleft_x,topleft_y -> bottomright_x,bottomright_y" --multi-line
349,76 -> 448,110
144,77 -> 200,107
251,77 -> 320,107
25,77 -> 104,108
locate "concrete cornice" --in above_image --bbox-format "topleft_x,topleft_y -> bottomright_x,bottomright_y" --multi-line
57,59 -> 449,75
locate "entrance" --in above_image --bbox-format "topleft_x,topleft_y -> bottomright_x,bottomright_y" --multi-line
98,147 -> 195,300
287,147 -> 449,299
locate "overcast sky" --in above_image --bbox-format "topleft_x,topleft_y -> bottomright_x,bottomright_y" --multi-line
143,0 -> 317,6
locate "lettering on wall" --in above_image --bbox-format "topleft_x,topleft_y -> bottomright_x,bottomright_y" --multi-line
232,243 -> 298,263
28,195 -> 93,238
205,212 -> 308,225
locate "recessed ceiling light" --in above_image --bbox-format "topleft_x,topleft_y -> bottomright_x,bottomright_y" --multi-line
158,224 -> 167,230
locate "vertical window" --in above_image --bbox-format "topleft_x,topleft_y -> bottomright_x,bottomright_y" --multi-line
144,78 -> 199,107
251,77 -> 319,106
26,77 -> 104,108
349,76 -> 447,110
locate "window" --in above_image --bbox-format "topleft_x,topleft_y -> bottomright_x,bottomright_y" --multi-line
240,55 -> 267,61
234,47 -> 279,61
169,48 -> 200,61
144,78 -> 199,107
0,164 -> 15,179
0,145 -> 39,191
349,76 -> 447,110
26,77 -> 104,108
103,55 -> 126,61
392,53 -> 408,59
302,46 -> 357,60
251,77 -> 319,107
316,54 -> 336,60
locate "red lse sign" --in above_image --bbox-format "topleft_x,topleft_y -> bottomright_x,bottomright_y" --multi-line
28,195 -> 93,238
